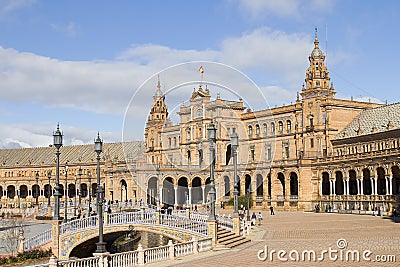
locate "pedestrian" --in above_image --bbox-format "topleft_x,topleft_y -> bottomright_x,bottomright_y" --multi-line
257,212 -> 263,225
251,212 -> 256,226
270,206 -> 275,215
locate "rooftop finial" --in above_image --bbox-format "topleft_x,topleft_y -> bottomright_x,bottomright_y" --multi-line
315,27 -> 318,40
157,74 -> 161,91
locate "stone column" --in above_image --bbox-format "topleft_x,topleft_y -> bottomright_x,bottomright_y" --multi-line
201,186 -> 205,204
319,179 -> 323,196
373,177 -> 377,195
18,229 -> 25,253
188,186 -> 192,206
168,240 -> 175,260
137,243 -> 144,265
159,186 -> 163,206
389,177 -> 393,195
332,180 -> 336,195
385,177 -> 389,195
232,215 -> 240,235
356,179 -> 360,195
360,179 -> 364,195
51,220 -> 61,258
345,179 -> 349,195
174,186 -> 178,206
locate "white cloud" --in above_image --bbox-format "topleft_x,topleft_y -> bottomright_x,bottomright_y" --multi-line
0,0 -> 35,15
50,21 -> 78,37
237,0 -> 300,19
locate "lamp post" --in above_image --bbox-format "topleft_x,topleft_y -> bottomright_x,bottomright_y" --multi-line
94,132 -> 106,253
64,164 -> 68,222
78,167 -> 82,207
47,172 -> 51,207
246,188 -> 250,221
231,132 -> 239,217
53,124 -> 63,220
35,172 -> 39,206
88,172 -> 92,215
207,122 -> 217,220
74,176 -> 77,217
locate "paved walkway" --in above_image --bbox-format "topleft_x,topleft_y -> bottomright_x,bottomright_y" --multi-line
149,211 -> 399,267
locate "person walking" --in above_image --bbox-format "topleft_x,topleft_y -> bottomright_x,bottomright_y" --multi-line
257,212 -> 263,225
270,206 -> 275,215
251,212 -> 256,226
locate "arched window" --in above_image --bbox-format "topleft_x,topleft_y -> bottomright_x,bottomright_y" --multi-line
196,109 -> 202,118
278,121 -> 283,134
271,122 -> 275,135
248,126 -> 253,138
286,120 -> 291,133
255,124 -> 260,136
263,123 -> 267,136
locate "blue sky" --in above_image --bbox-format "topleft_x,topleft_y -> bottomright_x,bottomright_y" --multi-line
0,0 -> 399,148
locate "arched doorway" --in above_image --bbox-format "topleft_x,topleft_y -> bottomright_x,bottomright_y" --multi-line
68,184 -> 75,198
277,172 -> 285,196
147,177 -> 158,206
224,176 -> 230,197
0,186 -> 2,198
322,172 -> 330,195
289,172 -> 298,196
377,167 -> 386,195
191,177 -> 202,204
120,179 -> 128,202
44,184 -> 52,199
349,170 -> 357,195
19,185 -> 28,199
392,166 -> 400,195
7,185 -> 15,198
363,168 -> 372,195
267,173 -> 271,198
81,183 -> 88,198
59,184 -> 64,197
335,171 -> 344,195
32,184 -> 39,199
256,174 -> 263,197
162,177 -> 175,206
177,177 -> 189,206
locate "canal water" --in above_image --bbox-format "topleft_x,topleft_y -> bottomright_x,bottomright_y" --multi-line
70,231 -> 173,258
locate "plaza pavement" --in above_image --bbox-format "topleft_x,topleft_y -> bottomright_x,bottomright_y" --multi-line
148,210 -> 400,267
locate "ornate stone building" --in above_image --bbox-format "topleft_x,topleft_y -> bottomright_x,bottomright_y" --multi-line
0,33 -> 399,213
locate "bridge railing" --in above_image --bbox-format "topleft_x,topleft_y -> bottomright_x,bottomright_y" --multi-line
58,255 -> 99,267
216,214 -> 233,231
160,214 -> 208,236
60,216 -> 98,235
23,228 -> 52,251
108,210 -> 156,225
108,237 -> 212,266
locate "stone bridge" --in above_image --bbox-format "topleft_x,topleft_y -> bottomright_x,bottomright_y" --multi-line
22,210 -> 235,260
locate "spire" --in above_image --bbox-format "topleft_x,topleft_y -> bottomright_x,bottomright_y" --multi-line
153,75 -> 164,101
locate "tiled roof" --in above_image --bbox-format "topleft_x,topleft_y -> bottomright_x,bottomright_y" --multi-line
336,102 -> 400,140
0,141 -> 145,167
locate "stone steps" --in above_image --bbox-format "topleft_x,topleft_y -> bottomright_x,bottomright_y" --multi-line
217,228 -> 250,248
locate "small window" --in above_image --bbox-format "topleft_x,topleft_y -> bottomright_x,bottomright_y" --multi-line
255,125 -> 260,136
286,120 -> 291,133
248,126 -> 253,138
310,138 -> 314,148
278,121 -> 283,134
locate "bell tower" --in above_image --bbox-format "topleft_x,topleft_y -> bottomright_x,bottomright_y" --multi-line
145,76 -> 168,165
301,29 -> 335,100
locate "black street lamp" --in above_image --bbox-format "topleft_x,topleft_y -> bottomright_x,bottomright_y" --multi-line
64,164 -> 68,222
78,167 -> 82,207
47,171 -> 51,207
74,176 -> 77,217
207,122 -> 217,221
35,172 -> 39,206
231,132 -> 239,217
94,132 -> 106,253
53,124 -> 63,220
246,188 -> 251,221
88,171 -> 92,215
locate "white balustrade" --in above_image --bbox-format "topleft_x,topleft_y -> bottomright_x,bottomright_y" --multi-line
60,216 -> 98,235
174,242 -> 193,257
108,211 -> 156,225
216,214 -> 233,231
109,250 -> 138,266
144,244 -> 170,263
197,238 -> 212,252
57,256 -> 99,267
23,228 -> 52,251
160,214 -> 208,236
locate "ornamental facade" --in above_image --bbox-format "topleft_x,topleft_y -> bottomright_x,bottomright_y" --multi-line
0,33 -> 399,213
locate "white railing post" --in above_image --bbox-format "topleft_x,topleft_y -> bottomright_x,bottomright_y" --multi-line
168,240 -> 174,260
18,228 -> 25,253
137,243 -> 144,265
49,255 -> 57,267
192,237 -> 198,254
